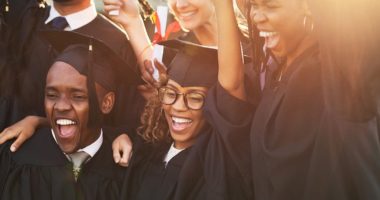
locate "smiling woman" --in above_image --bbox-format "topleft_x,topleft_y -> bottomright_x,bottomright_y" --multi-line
120,40 -> 253,200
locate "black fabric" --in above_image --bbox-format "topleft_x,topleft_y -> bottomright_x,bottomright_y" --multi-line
121,115 -> 253,200
207,44 -> 380,199
0,127 -> 125,200
0,5 -> 139,132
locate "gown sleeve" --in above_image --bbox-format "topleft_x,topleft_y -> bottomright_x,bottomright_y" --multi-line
202,81 -> 254,197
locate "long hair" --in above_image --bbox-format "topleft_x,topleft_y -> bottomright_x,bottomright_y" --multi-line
244,0 -> 265,73
137,73 -> 171,144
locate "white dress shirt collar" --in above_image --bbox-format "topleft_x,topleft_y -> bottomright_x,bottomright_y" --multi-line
51,129 -> 103,158
45,3 -> 97,30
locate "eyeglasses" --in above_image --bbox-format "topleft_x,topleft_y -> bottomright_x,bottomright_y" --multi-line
158,87 -> 205,110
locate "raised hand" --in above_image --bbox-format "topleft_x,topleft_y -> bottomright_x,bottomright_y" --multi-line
103,0 -> 141,27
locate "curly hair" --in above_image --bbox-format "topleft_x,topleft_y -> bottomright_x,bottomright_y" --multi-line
137,73 -> 172,144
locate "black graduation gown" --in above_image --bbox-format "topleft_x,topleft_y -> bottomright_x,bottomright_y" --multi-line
0,4 -> 139,132
0,127 -> 125,200
206,44 -> 380,199
121,86 -> 253,200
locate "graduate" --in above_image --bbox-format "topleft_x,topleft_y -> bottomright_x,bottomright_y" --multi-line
121,39 -> 252,200
0,30 -> 141,200
211,0 -> 380,199
0,0 -> 138,133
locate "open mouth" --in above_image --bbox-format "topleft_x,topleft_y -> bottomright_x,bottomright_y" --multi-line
171,116 -> 193,132
55,118 -> 78,139
259,31 -> 280,49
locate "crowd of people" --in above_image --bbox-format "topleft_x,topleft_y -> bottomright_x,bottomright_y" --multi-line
0,0 -> 379,199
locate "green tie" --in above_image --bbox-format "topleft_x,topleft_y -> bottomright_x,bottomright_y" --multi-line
68,151 -> 90,181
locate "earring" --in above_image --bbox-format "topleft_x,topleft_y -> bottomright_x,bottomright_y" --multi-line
303,15 -> 314,33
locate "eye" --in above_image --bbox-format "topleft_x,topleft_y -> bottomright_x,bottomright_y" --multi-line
187,92 -> 204,103
72,93 -> 87,101
46,91 -> 58,100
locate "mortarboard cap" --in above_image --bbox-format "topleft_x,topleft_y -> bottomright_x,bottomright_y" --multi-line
158,39 -> 250,88
40,30 -> 142,128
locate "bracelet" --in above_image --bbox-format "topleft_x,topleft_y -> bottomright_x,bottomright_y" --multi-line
138,43 -> 154,59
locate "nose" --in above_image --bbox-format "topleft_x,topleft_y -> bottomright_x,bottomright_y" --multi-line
171,94 -> 188,111
252,9 -> 267,24
54,96 -> 71,112
176,0 -> 189,10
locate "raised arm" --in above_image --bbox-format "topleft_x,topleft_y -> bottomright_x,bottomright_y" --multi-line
213,0 -> 246,101
103,0 -> 156,85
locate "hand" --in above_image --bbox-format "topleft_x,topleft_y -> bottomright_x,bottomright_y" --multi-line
0,116 -> 44,152
141,58 -> 168,87
112,133 -> 133,167
103,0 -> 141,27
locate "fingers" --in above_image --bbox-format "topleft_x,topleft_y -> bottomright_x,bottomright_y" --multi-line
153,58 -> 167,74
103,0 -> 122,6
112,139 -> 122,164
103,4 -> 122,12
10,133 -> 28,152
141,60 -> 155,85
119,144 -> 132,167
0,128 -> 19,145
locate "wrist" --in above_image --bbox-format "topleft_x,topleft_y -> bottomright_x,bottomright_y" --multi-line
122,16 -> 144,33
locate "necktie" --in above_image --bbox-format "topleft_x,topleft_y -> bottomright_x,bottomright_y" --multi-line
68,151 -> 90,181
49,16 -> 68,30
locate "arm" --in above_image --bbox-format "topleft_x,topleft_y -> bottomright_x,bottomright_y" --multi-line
103,0 -> 156,85
0,116 -> 48,152
213,0 -> 246,101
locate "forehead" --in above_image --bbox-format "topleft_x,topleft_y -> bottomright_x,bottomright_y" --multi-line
46,61 -> 87,91
167,79 -> 208,93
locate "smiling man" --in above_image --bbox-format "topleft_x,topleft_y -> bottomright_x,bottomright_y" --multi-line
0,30 -> 141,200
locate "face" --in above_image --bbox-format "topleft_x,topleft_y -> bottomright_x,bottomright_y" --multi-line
45,62 -> 114,154
249,0 -> 310,57
162,80 -> 207,149
167,0 -> 216,31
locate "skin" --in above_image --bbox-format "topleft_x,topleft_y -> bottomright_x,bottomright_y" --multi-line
167,0 -> 218,45
249,0 -> 316,66
45,61 -> 114,153
53,0 -> 92,16
163,80 -> 208,149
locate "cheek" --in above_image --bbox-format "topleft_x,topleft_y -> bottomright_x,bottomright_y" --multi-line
167,0 -> 177,12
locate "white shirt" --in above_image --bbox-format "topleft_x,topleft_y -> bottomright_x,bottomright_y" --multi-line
45,3 -> 97,31
51,129 -> 103,158
164,143 -> 185,166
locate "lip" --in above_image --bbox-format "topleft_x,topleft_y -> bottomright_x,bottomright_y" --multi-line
53,118 -> 78,139
177,10 -> 197,21
169,115 -> 193,132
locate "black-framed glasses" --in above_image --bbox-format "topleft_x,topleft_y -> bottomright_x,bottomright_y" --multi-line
158,87 -> 205,110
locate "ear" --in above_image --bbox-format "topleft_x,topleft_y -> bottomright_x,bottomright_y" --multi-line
100,92 -> 115,114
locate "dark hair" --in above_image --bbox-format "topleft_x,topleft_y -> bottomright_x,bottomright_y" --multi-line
244,0 -> 265,73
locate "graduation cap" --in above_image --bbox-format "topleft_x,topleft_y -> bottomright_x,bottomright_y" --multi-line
40,30 -> 142,128
158,39 -> 250,88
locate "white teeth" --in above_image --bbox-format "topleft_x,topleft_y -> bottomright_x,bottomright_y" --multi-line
172,117 -> 192,124
259,31 -> 278,37
56,119 -> 76,126
180,11 -> 195,17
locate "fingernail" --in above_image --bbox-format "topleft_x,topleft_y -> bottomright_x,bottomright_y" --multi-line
10,146 -> 16,152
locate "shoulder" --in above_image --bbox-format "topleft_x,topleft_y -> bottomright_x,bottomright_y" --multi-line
12,128 -> 68,166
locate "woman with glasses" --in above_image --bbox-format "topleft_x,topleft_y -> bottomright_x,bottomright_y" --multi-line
119,39 -> 252,200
